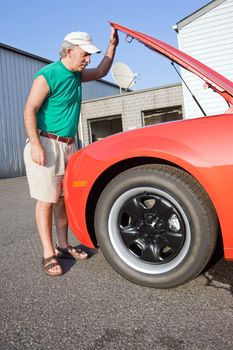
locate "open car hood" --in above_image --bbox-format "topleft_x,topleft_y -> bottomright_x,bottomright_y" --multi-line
110,22 -> 233,105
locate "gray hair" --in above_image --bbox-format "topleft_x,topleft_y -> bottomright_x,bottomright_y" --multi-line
59,41 -> 76,58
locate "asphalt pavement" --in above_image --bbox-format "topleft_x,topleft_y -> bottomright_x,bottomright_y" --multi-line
0,176 -> 233,350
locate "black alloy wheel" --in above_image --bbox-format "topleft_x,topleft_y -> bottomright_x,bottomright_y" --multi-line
118,192 -> 186,265
94,164 -> 218,288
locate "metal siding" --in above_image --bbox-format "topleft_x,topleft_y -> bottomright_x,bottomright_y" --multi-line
82,80 -> 119,100
178,0 -> 233,118
0,46 -> 119,178
0,47 -> 47,178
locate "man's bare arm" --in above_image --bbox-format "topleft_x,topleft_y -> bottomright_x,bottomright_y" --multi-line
82,27 -> 119,82
24,75 -> 49,165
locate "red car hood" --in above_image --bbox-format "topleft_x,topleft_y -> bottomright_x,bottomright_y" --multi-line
110,22 -> 233,105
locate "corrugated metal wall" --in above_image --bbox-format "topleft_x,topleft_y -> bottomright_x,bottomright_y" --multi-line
0,44 -> 119,178
82,80 -> 120,100
0,46 -> 49,178
177,0 -> 233,118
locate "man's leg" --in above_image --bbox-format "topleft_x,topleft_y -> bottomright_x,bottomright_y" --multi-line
53,197 -> 69,248
54,197 -> 88,259
35,200 -> 62,274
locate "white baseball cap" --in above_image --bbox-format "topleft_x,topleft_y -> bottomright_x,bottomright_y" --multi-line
64,31 -> 101,54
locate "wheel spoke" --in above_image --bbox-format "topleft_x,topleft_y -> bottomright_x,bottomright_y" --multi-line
120,226 -> 139,247
123,197 -> 148,219
164,229 -> 184,252
139,241 -> 162,262
151,198 -> 174,222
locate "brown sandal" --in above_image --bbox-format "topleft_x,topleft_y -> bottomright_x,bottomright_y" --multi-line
56,245 -> 88,260
42,255 -> 63,276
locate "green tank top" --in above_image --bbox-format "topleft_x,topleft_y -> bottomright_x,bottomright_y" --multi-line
35,60 -> 82,137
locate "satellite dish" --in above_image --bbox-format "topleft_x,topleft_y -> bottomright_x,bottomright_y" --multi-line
111,62 -> 138,92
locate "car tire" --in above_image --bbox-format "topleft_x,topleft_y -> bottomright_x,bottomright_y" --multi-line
94,164 -> 218,288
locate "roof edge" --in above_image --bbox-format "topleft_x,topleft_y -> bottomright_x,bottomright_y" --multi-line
0,42 -> 52,63
82,82 -> 182,104
176,0 -> 227,31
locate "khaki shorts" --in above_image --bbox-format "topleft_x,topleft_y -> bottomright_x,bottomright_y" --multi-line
24,136 -> 76,203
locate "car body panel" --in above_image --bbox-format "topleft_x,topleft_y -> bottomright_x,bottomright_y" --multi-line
64,114 -> 233,259
109,22 -> 233,105
64,23 -> 233,261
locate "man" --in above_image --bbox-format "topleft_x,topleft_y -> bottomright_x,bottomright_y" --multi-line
24,27 -> 119,276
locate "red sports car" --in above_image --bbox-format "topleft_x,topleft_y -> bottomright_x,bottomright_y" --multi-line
63,23 -> 233,288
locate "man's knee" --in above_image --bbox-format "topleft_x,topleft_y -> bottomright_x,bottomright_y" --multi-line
36,200 -> 54,210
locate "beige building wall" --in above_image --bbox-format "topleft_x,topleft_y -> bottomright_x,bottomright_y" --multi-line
80,83 -> 183,147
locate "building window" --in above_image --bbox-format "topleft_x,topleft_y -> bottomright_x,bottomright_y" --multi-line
88,115 -> 123,143
142,105 -> 183,126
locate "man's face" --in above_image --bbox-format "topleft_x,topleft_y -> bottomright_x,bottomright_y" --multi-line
69,46 -> 91,72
